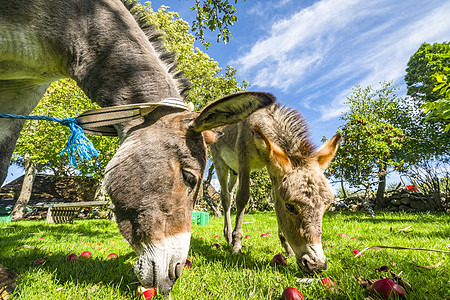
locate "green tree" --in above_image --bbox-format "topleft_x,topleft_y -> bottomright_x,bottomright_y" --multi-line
135,3 -> 248,108
421,73 -> 450,131
190,0 -> 244,48
328,82 -> 406,216
404,42 -> 450,153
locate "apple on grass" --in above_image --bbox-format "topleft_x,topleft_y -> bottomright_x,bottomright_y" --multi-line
184,258 -> 192,269
271,254 -> 288,266
80,251 -> 92,258
137,286 -> 156,300
281,287 -> 304,300
107,253 -> 118,259
66,254 -> 78,262
33,258 -> 45,265
339,233 -> 347,238
320,278 -> 337,292
245,235 -> 251,239
352,250 -> 362,256
369,278 -> 407,299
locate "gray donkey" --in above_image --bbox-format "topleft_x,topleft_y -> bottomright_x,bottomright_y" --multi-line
0,0 -> 274,293
210,104 -> 341,274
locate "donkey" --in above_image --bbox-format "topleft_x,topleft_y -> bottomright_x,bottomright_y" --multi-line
0,0 -> 274,293
210,104 -> 341,274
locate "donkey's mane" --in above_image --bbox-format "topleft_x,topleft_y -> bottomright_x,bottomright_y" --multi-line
122,0 -> 191,98
260,104 -> 316,165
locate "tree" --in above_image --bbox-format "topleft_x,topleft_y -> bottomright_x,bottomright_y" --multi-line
404,42 -> 450,154
328,82 -> 406,216
190,0 -> 244,48
421,73 -> 450,131
10,79 -> 119,219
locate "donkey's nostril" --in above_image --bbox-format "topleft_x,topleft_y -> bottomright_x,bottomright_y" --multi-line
175,262 -> 183,279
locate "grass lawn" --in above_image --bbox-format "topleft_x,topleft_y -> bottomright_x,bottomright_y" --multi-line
0,211 -> 449,299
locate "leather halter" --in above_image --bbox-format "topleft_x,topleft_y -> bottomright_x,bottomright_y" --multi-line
76,98 -> 190,136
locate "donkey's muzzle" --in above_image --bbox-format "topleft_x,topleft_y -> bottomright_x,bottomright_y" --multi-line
297,243 -> 327,274
133,232 -> 191,294
299,258 -> 327,273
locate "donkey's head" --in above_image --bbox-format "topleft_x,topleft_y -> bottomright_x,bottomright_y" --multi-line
100,92 -> 273,293
251,121 -> 341,274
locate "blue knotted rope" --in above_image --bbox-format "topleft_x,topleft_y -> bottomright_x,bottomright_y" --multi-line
0,113 -> 99,166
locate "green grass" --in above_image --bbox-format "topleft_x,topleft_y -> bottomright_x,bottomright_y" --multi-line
1,211 -> 449,299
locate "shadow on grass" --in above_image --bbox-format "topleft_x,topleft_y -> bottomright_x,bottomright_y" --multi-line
0,219 -> 138,296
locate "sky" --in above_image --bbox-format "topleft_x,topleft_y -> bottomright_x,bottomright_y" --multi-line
145,0 -> 450,190
3,0 -> 450,189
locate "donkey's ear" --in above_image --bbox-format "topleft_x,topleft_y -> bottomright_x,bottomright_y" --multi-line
251,125 -> 291,171
313,133 -> 342,170
190,92 -> 275,132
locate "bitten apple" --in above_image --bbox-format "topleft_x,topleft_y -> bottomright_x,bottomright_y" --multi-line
281,287 -> 304,300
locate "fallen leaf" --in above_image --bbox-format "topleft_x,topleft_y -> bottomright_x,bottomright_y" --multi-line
375,266 -> 390,272
417,260 -> 444,269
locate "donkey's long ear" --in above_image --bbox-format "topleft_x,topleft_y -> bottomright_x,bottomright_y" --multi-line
190,92 -> 275,132
313,133 -> 342,170
251,125 -> 291,171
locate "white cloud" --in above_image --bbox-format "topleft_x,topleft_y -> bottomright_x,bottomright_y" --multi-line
234,0 -> 450,121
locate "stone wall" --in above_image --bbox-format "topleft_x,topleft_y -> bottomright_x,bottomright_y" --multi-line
331,187 -> 448,213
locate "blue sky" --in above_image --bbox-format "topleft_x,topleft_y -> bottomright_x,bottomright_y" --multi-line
3,0 -> 450,188
146,0 -> 450,145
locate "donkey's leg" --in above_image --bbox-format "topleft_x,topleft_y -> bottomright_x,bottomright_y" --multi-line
231,168 -> 250,253
278,226 -> 295,256
0,82 -> 48,185
212,155 -> 234,244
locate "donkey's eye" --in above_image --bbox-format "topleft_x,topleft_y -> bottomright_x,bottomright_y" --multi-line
182,169 -> 197,189
285,203 -> 298,214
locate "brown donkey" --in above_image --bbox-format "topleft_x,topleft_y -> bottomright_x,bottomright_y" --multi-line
0,0 -> 274,293
210,104 -> 341,274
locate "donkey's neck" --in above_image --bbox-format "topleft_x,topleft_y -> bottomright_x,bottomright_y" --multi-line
67,0 -> 183,107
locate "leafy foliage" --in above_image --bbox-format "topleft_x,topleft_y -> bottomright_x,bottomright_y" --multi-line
420,73 -> 450,131
190,0 -> 243,48
134,3 -> 248,109
405,42 -> 450,134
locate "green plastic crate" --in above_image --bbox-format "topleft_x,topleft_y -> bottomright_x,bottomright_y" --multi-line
0,216 -> 11,223
191,211 -> 209,226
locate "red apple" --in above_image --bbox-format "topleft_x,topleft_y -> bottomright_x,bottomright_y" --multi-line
107,253 -> 118,259
137,286 -> 156,300
184,258 -> 192,269
266,232 -> 272,236
39,237 -> 45,240
66,254 -> 78,262
281,287 -> 304,300
261,234 -> 267,238
339,233 -> 347,238
245,235 -> 251,239
271,254 -> 288,266
320,278 -> 337,292
33,258 -> 45,265
352,250 -> 362,256
369,278 -> 407,299
80,251 -> 92,258
212,243 -> 220,249
214,235 -> 220,239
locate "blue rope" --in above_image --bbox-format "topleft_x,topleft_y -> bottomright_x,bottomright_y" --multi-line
0,113 -> 99,166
